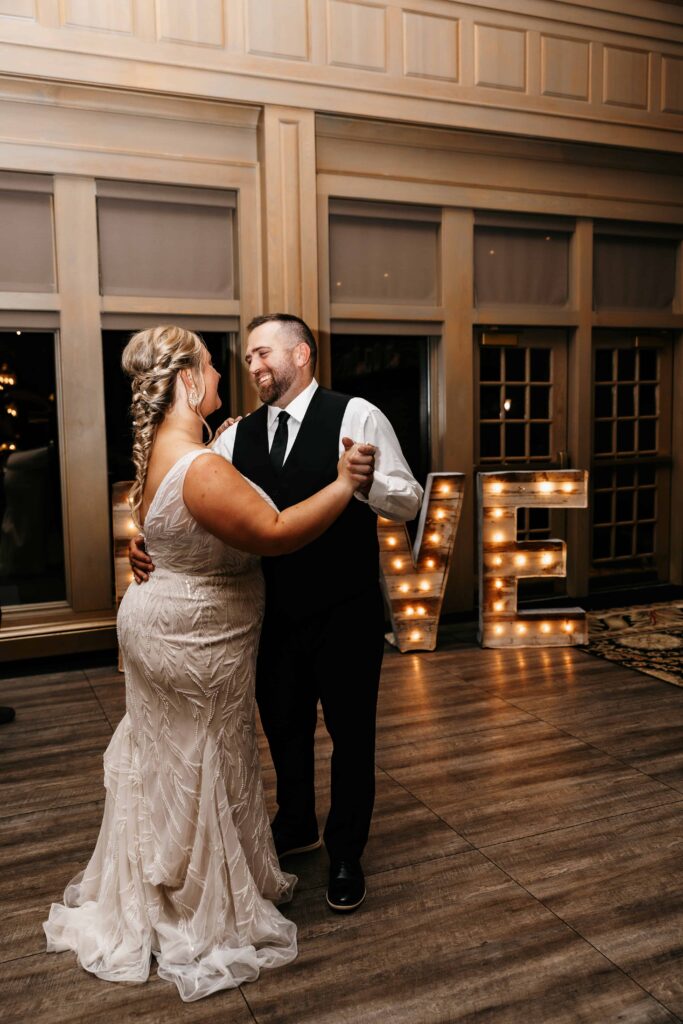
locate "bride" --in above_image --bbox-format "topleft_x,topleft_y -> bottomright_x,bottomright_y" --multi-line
43,325 -> 373,1002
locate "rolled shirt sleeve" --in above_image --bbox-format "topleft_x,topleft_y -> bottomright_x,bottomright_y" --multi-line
340,401 -> 423,523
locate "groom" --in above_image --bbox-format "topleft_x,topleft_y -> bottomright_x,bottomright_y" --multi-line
131,314 -> 422,912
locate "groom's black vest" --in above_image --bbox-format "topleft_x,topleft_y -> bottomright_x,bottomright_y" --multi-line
232,387 -> 380,621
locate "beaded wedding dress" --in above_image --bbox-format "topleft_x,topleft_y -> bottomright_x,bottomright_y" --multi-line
44,449 -> 297,1002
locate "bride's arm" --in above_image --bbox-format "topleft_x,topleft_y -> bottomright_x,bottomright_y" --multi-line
183,445 -> 373,557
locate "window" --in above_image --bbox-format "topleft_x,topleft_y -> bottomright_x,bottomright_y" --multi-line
474,223 -> 570,306
330,334 -> 430,486
329,200 -> 440,306
0,331 -> 65,605
97,182 -> 237,299
593,234 -> 678,310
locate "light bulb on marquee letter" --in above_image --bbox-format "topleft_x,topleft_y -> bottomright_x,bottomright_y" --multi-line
379,472 -> 465,653
477,469 -> 589,649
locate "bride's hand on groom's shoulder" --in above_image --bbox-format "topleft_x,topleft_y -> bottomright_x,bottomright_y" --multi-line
339,437 -> 376,497
215,415 -> 243,439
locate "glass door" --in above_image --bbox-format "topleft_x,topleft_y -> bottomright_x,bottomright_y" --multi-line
591,331 -> 673,587
0,329 -> 66,607
330,333 -> 431,486
475,327 -> 569,597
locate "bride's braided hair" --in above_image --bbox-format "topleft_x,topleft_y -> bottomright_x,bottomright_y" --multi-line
121,325 -> 211,529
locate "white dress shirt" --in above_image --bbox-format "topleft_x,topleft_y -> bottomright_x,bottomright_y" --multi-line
213,379 -> 422,522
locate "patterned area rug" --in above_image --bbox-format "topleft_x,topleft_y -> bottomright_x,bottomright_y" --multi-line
587,602 -> 683,688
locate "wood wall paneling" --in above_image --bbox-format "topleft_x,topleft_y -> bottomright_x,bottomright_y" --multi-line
662,54 -> 683,112
247,0 -> 309,60
259,105 -> 318,346
475,23 -> 527,92
403,10 -> 459,82
541,34 -> 590,101
156,0 -> 224,47
0,1 -> 681,151
327,0 -> 387,71
0,0 -> 35,18
603,45 -> 649,108
59,0 -> 133,34
52,175 -> 112,612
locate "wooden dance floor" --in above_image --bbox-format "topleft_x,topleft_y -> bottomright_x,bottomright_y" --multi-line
2,632 -> 683,1023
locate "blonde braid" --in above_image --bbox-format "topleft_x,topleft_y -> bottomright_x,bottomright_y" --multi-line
121,325 -> 210,529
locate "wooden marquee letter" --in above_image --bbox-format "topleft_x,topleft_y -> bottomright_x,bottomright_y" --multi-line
478,469 -> 589,648
379,472 -> 465,652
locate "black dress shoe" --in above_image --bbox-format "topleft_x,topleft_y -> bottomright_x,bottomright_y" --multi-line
272,826 -> 322,859
326,859 -> 366,912
0,706 -> 15,725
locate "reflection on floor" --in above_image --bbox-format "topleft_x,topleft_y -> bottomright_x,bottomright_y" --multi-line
2,630 -> 683,1023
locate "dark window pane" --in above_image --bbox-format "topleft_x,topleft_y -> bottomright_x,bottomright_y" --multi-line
638,349 -> 658,381
480,385 -> 502,420
637,419 -> 657,453
636,523 -> 655,554
528,508 -> 550,531
594,490 -> 613,525
529,422 -> 550,457
529,347 -> 551,382
0,331 -> 65,606
616,466 -> 635,487
638,466 -> 656,486
505,422 -> 525,457
480,423 -> 501,459
615,524 -> 633,557
593,468 -> 614,490
516,507 -> 525,531
637,488 -> 655,520
617,348 -> 636,381
480,346 -> 501,382
331,335 -> 430,484
504,348 -> 526,382
638,384 -> 657,416
504,385 -> 526,419
615,489 -> 634,522
616,420 -> 635,453
593,526 -> 612,559
595,349 -> 614,382
594,386 -> 613,418
529,386 -> 550,419
617,385 -> 635,417
594,420 -> 613,455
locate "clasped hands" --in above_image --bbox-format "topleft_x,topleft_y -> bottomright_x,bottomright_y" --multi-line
216,416 -> 375,499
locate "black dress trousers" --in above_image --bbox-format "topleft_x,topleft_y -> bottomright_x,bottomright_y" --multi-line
255,585 -> 385,862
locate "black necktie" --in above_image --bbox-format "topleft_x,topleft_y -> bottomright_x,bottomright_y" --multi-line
270,411 -> 290,471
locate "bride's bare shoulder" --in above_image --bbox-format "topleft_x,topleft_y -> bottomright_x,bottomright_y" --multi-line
183,450 -> 252,501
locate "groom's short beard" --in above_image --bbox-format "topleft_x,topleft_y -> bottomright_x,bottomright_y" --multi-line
256,361 -> 296,405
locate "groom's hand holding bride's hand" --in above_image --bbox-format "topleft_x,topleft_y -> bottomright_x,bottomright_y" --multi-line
339,437 -> 375,496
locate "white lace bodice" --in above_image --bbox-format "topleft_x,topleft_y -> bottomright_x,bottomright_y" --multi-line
142,448 -> 267,577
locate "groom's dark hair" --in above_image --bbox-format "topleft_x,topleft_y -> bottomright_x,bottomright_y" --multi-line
247,313 -> 317,373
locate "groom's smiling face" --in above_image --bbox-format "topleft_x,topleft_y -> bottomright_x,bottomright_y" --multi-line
246,321 -> 308,407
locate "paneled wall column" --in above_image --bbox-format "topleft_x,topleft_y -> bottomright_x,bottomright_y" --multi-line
53,175 -> 112,611
566,218 -> 593,596
259,105 -> 319,329
441,208 -> 475,611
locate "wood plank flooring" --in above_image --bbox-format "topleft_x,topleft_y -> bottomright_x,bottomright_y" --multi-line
2,632 -> 683,1023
